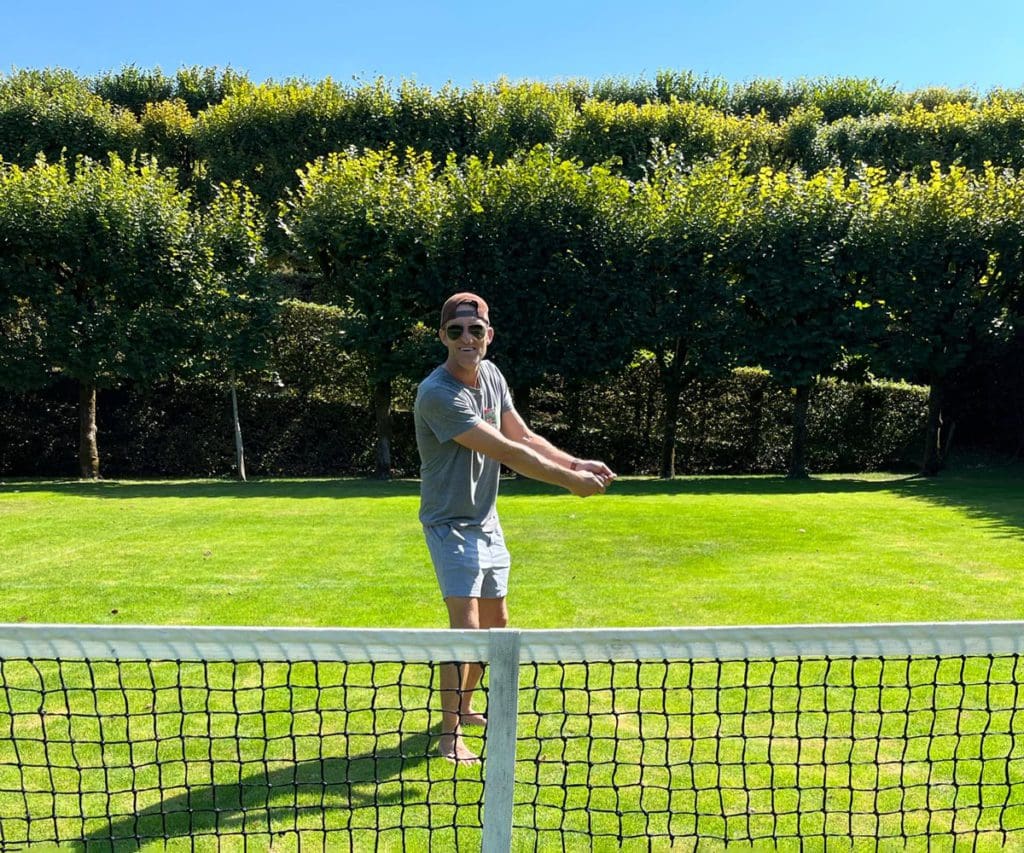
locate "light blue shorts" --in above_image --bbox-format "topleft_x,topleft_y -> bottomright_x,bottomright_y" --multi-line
423,523 -> 511,599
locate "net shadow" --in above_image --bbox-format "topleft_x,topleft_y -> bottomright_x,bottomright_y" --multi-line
76,727 -> 482,850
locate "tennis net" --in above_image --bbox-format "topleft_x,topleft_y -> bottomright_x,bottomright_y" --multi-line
0,622 -> 1022,851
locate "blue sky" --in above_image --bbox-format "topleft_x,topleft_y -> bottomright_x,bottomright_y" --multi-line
2,0 -> 1022,93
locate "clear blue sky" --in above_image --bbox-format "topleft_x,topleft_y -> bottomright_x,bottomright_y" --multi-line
2,0 -> 1022,93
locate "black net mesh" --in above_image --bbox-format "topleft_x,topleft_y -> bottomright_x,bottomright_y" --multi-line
515,655 -> 1024,850
0,658 -> 484,850
1,650 -> 1022,850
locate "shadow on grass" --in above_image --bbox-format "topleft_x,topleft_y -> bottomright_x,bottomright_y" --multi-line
2,463 -> 1021,537
0,473 -> 926,501
77,728 -> 483,851
499,465 -> 1024,539
882,462 -> 1024,540
0,478 -> 423,501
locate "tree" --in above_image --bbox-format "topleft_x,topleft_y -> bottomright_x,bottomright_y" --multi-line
0,155 -> 258,477
446,147 -> 638,417
735,166 -> 862,478
191,182 -> 274,480
853,165 -> 1016,474
633,151 -> 754,477
282,147 -> 452,478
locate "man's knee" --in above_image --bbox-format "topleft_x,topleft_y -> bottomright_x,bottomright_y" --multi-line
480,598 -> 509,629
445,596 -> 480,629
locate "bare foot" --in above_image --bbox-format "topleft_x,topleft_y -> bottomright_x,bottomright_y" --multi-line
460,711 -> 487,728
437,733 -> 480,764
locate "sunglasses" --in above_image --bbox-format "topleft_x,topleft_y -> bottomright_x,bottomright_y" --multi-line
444,322 -> 488,341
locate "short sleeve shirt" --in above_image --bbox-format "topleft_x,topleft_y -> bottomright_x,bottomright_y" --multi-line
414,360 -> 515,529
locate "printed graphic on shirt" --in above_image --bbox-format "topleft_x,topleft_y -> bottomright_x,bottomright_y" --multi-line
482,405 -> 499,429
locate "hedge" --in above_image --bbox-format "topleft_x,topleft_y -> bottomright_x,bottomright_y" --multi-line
0,368 -> 927,479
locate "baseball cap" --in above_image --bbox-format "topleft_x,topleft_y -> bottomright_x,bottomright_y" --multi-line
441,292 -> 489,326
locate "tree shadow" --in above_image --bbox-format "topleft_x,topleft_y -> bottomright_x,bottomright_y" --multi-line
500,473 -> 923,498
883,461 -> 1024,540
76,726 -> 485,851
501,466 -> 1024,538
0,478 -> 422,501
2,463 -> 1020,537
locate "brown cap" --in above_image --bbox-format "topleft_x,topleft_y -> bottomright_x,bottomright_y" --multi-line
441,292 -> 489,326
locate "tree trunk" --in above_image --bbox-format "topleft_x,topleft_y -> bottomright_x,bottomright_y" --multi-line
921,381 -> 949,476
659,371 -> 681,479
658,339 -> 686,479
787,383 -> 811,480
373,377 -> 393,480
230,375 -> 247,482
78,381 -> 100,479
747,382 -> 765,471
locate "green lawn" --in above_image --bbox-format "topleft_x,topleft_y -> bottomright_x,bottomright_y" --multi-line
0,465 -> 1022,850
0,465 -> 1021,628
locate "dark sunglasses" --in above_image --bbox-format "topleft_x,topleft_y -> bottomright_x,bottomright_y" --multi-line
444,322 -> 488,341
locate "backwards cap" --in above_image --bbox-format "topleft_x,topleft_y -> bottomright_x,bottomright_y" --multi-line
441,292 -> 489,326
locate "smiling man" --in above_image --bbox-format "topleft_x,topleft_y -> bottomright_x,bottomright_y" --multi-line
413,292 -> 615,763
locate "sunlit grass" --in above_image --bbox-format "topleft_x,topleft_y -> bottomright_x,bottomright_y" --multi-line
0,465 -> 1022,849
0,467 -> 1021,627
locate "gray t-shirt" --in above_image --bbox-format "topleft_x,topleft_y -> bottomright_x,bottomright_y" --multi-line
414,360 -> 515,529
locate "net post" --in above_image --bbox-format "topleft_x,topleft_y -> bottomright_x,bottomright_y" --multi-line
481,628 -> 521,853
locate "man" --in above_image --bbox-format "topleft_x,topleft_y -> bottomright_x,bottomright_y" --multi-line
414,292 -> 615,763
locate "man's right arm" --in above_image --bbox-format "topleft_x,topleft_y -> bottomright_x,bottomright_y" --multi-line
452,421 -> 608,498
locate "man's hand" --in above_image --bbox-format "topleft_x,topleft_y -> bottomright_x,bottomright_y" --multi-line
574,459 -> 617,488
569,470 -> 609,498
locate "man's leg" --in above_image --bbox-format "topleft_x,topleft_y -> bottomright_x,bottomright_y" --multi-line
454,597 -> 510,726
439,596 -> 481,763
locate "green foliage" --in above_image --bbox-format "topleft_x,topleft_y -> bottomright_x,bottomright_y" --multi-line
2,64 -> 1022,476
193,181 -> 275,382
282,145 -> 453,474
638,152 -> 753,370
820,101 -> 1024,175
908,86 -> 979,111
171,66 -> 250,115
90,65 -> 176,116
90,65 -> 249,116
0,70 -> 142,167
283,146 -> 452,366
589,75 -> 659,106
0,367 -> 928,478
654,70 -> 732,111
270,299 -> 367,401
729,78 -> 807,121
561,100 -> 778,179
736,166 -> 864,388
0,155 -> 270,474
0,155 -> 195,386
140,99 -> 196,179
465,80 -> 577,162
851,165 -> 1013,384
777,106 -> 830,172
803,77 -> 905,123
531,364 -> 927,475
194,78 -> 359,206
446,147 -> 637,391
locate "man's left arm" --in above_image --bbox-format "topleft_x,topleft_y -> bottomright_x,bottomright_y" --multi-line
500,408 -> 615,480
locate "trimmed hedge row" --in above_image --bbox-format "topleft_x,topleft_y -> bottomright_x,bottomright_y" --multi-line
0,369 -> 927,479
